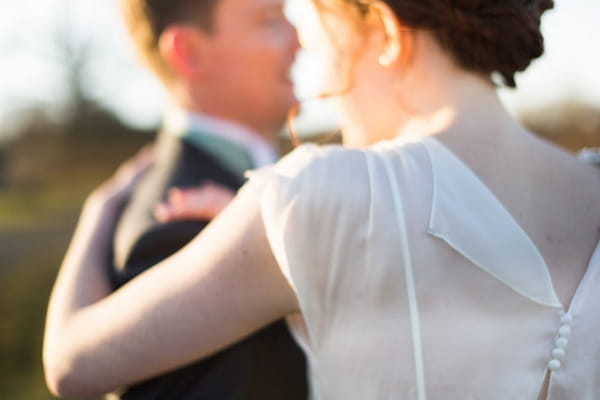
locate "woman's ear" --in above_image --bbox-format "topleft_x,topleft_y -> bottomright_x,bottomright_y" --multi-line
158,26 -> 210,80
369,1 -> 407,67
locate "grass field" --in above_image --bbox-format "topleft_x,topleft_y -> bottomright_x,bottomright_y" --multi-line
0,127 -> 149,400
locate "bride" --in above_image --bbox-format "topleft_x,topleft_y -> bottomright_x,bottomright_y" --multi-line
44,0 -> 600,398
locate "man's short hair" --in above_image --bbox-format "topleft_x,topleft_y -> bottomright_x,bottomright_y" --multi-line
120,0 -> 219,85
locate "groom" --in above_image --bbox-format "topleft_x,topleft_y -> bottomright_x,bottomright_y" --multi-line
110,0 -> 306,398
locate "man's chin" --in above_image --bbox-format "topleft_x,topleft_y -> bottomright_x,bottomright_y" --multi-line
279,94 -> 298,112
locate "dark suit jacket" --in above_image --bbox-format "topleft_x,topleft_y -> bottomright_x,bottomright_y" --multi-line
111,131 -> 307,400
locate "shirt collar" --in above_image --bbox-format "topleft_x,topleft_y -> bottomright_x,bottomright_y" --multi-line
164,107 -> 278,170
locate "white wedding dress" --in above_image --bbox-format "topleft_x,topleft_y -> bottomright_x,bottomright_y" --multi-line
244,137 -> 600,400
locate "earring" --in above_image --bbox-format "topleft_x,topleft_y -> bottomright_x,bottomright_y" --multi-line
378,53 -> 393,67
378,42 -> 399,67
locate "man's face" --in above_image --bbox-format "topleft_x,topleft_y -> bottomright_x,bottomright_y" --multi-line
201,0 -> 299,136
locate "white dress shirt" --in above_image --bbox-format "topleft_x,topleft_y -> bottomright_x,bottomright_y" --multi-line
164,107 -> 278,171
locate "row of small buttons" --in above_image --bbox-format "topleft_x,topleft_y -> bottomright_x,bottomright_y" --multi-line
548,312 -> 573,371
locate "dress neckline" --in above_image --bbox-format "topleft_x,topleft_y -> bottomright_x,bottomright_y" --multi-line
416,136 -> 600,312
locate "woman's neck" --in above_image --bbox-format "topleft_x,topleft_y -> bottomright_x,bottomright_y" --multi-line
339,30 -> 524,148
396,68 -> 516,140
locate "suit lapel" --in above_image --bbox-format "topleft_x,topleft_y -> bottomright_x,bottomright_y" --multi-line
165,123 -> 254,177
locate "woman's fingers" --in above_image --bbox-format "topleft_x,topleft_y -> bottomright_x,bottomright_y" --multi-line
90,145 -> 154,207
155,183 -> 235,222
112,145 -> 154,189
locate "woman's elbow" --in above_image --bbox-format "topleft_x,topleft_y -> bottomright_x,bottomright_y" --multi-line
44,366 -> 80,399
43,352 -> 103,399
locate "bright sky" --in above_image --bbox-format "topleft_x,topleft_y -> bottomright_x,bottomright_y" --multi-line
0,0 -> 598,139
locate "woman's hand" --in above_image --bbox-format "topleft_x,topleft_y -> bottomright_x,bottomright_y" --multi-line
43,152 -> 298,399
87,145 -> 154,213
154,183 -> 235,222
43,147 -> 153,398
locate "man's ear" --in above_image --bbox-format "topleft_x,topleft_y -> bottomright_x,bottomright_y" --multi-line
369,1 -> 410,68
158,26 -> 211,79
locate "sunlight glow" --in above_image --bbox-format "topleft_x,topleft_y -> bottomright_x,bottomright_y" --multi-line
0,0 -> 598,136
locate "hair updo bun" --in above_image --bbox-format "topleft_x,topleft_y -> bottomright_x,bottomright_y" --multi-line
379,0 -> 554,87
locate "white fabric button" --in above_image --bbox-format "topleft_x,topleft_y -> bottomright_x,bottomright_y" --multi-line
548,359 -> 561,371
560,314 -> 573,325
552,348 -> 566,360
559,325 -> 572,337
555,337 -> 568,348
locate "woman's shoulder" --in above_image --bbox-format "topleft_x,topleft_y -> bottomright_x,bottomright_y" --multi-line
244,143 -> 363,197
244,143 -> 376,216
273,143 -> 367,178
276,139 -> 427,174
245,139 -> 429,198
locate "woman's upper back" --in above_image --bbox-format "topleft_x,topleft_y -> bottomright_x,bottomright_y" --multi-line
247,135 -> 600,399
436,129 -> 600,310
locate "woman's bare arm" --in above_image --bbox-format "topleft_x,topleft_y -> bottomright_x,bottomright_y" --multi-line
43,159 -> 298,398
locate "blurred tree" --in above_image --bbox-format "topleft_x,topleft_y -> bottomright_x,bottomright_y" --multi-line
520,100 -> 600,151
0,4 -> 152,399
